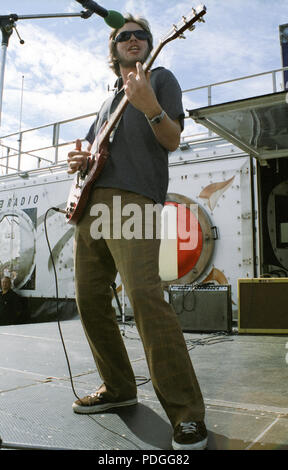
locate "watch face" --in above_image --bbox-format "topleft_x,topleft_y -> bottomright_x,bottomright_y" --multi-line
151,110 -> 165,124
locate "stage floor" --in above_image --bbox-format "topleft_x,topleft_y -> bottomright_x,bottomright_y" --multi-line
0,318 -> 288,451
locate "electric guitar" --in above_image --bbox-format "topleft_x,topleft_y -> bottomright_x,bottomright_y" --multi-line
66,5 -> 207,225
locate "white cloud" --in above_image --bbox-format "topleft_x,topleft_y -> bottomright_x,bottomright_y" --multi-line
2,21 -> 114,134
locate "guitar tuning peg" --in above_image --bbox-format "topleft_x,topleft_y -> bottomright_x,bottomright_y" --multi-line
179,33 -> 186,39
191,6 -> 206,22
188,25 -> 196,31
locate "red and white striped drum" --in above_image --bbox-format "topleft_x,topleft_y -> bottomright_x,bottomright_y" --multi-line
159,193 -> 215,287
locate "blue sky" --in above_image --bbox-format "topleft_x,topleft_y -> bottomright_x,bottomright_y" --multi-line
1,0 -> 288,138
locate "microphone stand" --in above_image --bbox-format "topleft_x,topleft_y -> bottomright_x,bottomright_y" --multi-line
111,282 -> 127,337
0,435 -> 71,450
0,9 -> 93,127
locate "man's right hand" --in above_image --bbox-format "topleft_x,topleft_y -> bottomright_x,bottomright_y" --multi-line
67,139 -> 91,174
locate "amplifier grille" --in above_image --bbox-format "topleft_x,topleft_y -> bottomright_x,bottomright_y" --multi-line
168,284 -> 232,333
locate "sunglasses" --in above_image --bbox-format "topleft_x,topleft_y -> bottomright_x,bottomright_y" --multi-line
114,29 -> 150,43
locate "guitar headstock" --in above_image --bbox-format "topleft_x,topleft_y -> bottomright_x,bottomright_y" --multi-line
143,5 -> 206,73
162,5 -> 207,45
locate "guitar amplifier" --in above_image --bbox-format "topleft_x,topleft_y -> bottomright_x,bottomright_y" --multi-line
168,284 -> 232,333
238,278 -> 288,334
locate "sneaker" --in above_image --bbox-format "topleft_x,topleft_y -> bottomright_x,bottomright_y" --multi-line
72,392 -> 138,414
172,421 -> 208,450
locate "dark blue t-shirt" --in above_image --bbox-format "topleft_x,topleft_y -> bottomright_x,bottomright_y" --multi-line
85,67 -> 184,205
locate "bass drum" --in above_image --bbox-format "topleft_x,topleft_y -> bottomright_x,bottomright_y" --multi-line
159,193 -> 215,288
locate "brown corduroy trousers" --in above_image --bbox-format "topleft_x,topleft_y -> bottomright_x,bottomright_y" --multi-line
74,187 -> 205,428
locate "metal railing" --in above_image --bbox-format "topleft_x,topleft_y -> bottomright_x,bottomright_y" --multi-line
182,65 -> 288,105
0,112 -> 97,176
0,66 -> 287,177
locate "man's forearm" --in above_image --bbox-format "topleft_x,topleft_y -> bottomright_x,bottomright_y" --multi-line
146,106 -> 181,152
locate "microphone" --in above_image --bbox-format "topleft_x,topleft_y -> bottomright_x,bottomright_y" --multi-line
75,0 -> 125,28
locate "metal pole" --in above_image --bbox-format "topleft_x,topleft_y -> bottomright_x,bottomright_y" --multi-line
17,131 -> 22,171
5,145 -> 9,174
17,75 -> 24,171
19,74 -> 24,132
0,44 -> 7,127
0,437 -> 72,451
272,71 -> 277,93
279,24 -> 288,90
16,12 -> 90,20
0,18 -> 13,127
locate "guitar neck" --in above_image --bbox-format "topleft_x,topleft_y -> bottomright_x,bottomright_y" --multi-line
103,40 -> 166,139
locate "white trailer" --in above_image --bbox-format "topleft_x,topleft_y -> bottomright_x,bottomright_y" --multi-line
0,69 -> 287,326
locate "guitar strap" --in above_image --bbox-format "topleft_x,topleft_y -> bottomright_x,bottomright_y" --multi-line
93,78 -> 125,146
108,78 -> 125,143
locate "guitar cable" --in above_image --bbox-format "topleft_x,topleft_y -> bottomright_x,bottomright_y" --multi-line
44,207 -> 81,401
41,207 -> 150,450
45,206 -> 150,390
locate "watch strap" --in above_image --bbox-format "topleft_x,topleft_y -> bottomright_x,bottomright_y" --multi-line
146,109 -> 166,125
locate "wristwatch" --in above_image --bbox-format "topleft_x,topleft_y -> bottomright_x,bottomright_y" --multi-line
146,109 -> 166,125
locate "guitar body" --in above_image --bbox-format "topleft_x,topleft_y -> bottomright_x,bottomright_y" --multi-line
66,132 -> 110,225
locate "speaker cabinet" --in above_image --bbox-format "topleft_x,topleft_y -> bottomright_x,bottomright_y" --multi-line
238,278 -> 288,334
168,284 -> 232,333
